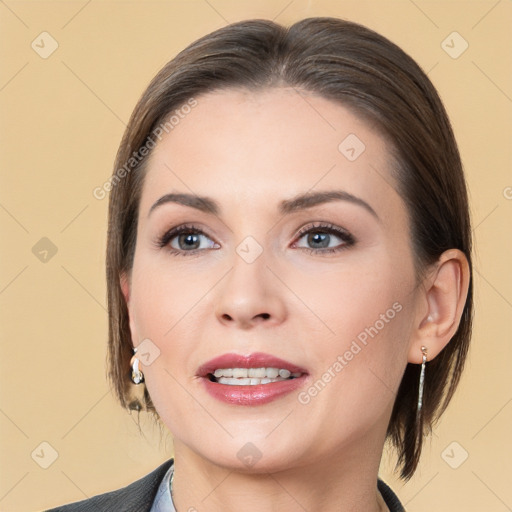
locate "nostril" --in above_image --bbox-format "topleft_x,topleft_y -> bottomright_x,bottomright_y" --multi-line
219,312 -> 270,323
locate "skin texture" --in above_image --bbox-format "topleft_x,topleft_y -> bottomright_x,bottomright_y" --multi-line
121,88 -> 470,512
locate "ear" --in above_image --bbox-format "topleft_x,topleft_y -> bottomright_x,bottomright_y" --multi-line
408,249 -> 470,364
120,271 -> 131,305
120,271 -> 138,349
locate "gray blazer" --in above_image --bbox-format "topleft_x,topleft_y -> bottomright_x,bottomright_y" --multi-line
44,457 -> 404,511
44,458 -> 174,512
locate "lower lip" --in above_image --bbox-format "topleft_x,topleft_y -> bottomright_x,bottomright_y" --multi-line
200,375 -> 309,406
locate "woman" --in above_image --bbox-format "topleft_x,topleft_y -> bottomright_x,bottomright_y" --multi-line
48,16 -> 472,512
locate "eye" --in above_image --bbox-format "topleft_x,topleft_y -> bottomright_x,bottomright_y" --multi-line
156,224 -> 219,256
293,222 -> 355,254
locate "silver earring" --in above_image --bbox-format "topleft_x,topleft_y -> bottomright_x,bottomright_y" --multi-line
130,348 -> 144,384
417,346 -> 428,415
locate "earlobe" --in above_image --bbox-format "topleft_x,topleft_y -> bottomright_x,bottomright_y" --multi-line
408,249 -> 470,364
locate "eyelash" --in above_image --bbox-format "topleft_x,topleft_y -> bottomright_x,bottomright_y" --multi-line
155,222 -> 356,257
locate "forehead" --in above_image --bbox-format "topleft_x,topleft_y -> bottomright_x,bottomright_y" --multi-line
140,87 -> 401,220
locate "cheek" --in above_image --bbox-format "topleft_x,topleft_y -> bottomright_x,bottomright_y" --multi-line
296,298 -> 412,449
294,254 -> 414,400
129,254 -> 211,339
288,254 -> 408,340
127,261 -> 200,425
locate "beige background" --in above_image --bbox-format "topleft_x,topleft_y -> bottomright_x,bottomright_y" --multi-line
0,1 -> 511,511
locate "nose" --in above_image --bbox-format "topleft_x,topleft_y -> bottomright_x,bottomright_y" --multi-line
214,250 -> 287,329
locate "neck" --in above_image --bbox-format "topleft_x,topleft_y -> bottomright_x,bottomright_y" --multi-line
171,429 -> 389,512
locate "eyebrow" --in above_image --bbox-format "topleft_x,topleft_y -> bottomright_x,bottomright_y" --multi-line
148,190 -> 379,220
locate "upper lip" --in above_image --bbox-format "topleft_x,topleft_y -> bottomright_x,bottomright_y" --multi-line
197,352 -> 308,377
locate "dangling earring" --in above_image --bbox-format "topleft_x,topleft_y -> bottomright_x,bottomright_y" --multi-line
130,347 -> 144,384
416,346 -> 428,416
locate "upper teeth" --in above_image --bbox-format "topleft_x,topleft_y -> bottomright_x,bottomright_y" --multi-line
211,367 -> 302,386
213,368 -> 295,379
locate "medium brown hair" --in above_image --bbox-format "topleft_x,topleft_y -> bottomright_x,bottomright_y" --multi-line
106,17 -> 473,480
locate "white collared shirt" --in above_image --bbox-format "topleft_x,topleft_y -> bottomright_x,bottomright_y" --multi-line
149,463 -> 176,512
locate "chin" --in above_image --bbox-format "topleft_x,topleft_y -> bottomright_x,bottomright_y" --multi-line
186,433 -> 311,475
209,450 -> 301,475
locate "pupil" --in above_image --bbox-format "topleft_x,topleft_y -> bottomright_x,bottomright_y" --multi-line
309,232 -> 329,248
180,233 -> 199,249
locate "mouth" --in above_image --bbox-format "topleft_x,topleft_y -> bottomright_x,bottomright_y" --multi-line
197,352 -> 309,405
206,367 -> 303,385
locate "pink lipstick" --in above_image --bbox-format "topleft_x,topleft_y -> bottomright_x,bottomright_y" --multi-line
197,352 -> 309,406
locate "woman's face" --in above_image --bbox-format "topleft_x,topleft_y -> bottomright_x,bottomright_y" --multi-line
124,87 -> 424,472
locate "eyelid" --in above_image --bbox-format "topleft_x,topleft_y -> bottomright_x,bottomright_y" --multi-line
293,221 -> 354,241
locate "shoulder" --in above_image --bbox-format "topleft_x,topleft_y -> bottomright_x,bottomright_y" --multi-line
44,458 -> 174,512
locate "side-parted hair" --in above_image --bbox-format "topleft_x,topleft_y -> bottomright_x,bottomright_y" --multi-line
106,17 -> 473,480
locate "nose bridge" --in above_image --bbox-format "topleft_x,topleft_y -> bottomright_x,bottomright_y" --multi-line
214,238 -> 286,327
